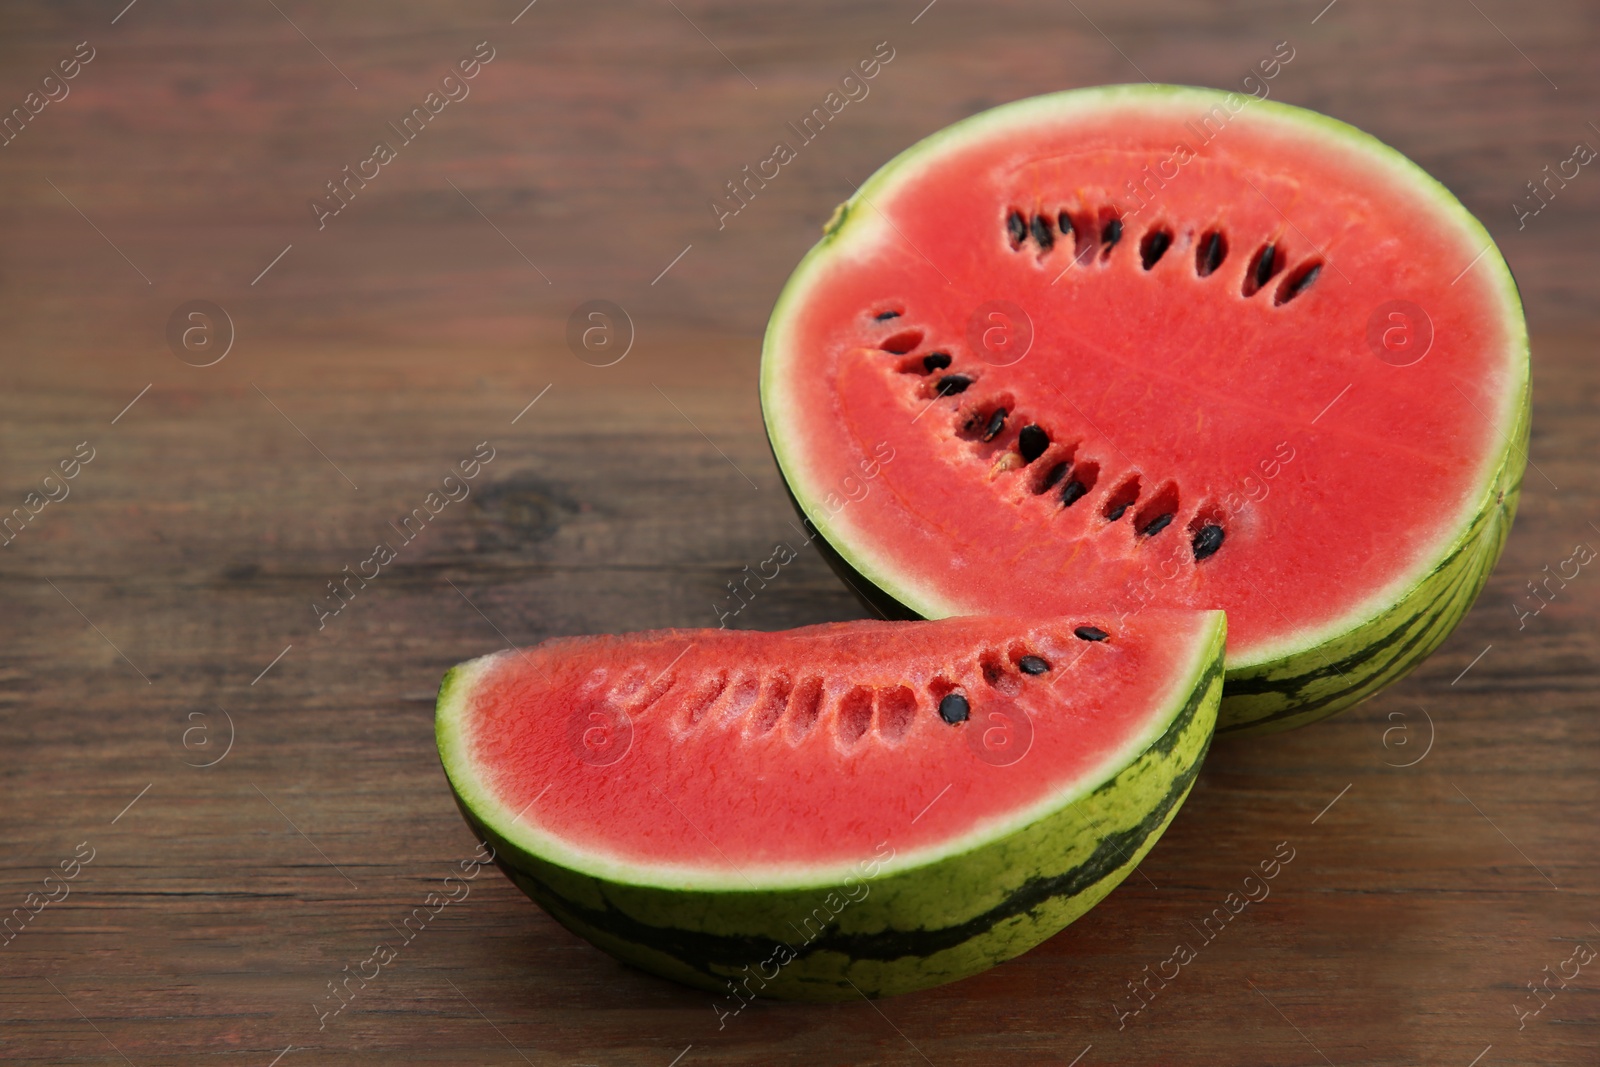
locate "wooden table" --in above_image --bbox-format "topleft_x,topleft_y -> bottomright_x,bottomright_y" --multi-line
2,1 -> 1595,1063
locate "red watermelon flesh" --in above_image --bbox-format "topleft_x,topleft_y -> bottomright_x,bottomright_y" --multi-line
761,87 -> 1526,715
438,611 -> 1219,879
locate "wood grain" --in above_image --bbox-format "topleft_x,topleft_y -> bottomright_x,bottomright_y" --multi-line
0,1 -> 1596,1063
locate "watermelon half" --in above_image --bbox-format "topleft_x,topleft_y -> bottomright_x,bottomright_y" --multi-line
760,85 -> 1528,734
436,611 -> 1224,999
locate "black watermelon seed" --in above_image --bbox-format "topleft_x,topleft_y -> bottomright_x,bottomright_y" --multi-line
1277,263 -> 1322,304
981,408 -> 1008,442
1060,479 -> 1088,506
874,309 -> 901,321
1018,655 -> 1050,675
922,351 -> 952,372
1030,214 -> 1054,251
1040,462 -> 1067,492
938,692 -> 970,724
1198,232 -> 1226,276
1058,211 -> 1076,241
1193,524 -> 1226,561
1107,502 -> 1131,522
1141,229 -> 1172,270
1006,211 -> 1027,246
1018,424 -> 1049,463
1254,244 -> 1277,289
1074,626 -> 1109,642
1102,218 -> 1123,248
937,374 -> 972,396
1141,512 -> 1175,537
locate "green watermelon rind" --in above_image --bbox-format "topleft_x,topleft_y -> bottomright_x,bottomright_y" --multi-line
1216,398 -> 1525,733
759,84 -> 1529,734
435,613 -> 1225,1000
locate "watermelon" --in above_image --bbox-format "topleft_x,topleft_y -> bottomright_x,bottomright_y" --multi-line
435,611 -> 1225,1000
760,85 -> 1528,734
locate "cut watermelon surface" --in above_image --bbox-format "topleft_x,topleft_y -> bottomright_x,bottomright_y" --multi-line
436,611 -> 1225,999
761,85 -> 1528,734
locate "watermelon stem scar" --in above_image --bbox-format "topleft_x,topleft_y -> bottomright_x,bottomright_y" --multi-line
761,84 -> 1528,733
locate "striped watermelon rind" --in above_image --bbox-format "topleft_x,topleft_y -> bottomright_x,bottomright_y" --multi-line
435,614 -> 1225,1000
759,85 -> 1530,735
1218,392 -> 1526,733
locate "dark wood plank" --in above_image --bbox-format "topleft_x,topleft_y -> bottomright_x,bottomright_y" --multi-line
0,1 -> 1596,1063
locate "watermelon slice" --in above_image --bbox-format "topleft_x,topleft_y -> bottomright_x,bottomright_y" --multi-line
436,611 -> 1225,1000
760,85 -> 1528,734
